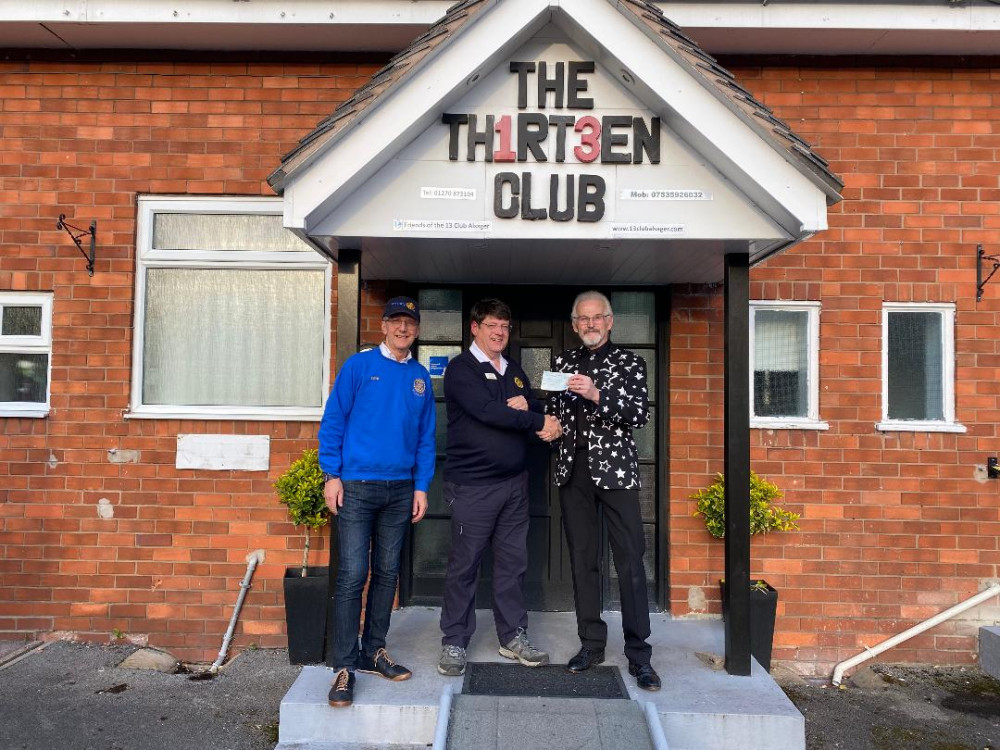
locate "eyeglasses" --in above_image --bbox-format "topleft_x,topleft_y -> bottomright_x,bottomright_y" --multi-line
384,317 -> 418,327
572,313 -> 611,325
480,322 -> 512,333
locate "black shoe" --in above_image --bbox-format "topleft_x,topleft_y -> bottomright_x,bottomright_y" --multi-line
328,668 -> 355,707
566,647 -> 605,673
357,648 -> 412,681
628,661 -> 661,691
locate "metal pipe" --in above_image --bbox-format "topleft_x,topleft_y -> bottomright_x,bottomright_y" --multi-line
831,583 -> 1000,686
644,700 -> 670,750
209,549 -> 264,673
431,683 -> 454,750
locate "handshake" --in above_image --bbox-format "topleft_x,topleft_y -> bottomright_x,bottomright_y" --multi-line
536,414 -> 562,443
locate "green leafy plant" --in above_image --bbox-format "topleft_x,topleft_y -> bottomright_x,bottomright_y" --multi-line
692,471 -> 799,539
274,448 -> 330,577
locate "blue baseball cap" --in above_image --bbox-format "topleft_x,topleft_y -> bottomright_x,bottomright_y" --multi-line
383,296 -> 420,322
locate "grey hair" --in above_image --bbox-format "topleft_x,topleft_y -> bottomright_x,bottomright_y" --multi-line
571,290 -> 612,318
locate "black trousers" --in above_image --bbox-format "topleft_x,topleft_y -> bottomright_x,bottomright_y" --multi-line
560,451 -> 652,665
439,471 -> 530,648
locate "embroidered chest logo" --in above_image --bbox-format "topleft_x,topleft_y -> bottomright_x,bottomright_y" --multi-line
371,376 -> 380,381
412,379 -> 426,396
514,376 -> 524,389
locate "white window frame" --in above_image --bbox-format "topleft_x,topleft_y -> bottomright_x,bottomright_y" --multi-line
749,301 -> 827,430
0,292 -> 53,418
878,302 -> 964,433
129,195 -> 331,421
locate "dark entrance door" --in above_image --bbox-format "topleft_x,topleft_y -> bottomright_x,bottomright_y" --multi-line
402,286 -> 664,614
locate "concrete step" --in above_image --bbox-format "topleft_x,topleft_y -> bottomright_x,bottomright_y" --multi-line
980,626 -> 1000,680
275,607 -> 804,750
447,695 -> 655,749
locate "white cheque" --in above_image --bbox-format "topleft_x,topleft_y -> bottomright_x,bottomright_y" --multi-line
540,370 -> 572,391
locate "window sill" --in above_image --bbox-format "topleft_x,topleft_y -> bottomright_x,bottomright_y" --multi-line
875,421 -> 967,434
126,408 -> 322,422
0,408 -> 49,419
751,419 -> 829,431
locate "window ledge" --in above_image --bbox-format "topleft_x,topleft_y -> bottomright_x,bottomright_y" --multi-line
875,421 -> 967,434
751,419 -> 829,431
0,408 -> 49,419
126,409 -> 322,422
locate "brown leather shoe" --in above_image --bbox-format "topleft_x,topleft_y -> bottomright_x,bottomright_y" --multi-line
328,668 -> 356,707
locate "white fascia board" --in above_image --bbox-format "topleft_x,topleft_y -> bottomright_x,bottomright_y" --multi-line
556,2 -> 829,235
660,2 -> 1000,33
283,0 -> 553,233
2,0 -> 453,25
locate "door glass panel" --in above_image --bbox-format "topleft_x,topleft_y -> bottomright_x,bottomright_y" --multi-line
520,319 -> 552,337
637,465 -> 656,524
435,402 -> 448,454
412,519 -> 451,579
610,291 -> 655,344
635,406 -> 655,460
519,347 -> 551,391
0,353 -> 48,402
417,345 -> 462,398
425,472 -> 450,516
418,289 -> 463,341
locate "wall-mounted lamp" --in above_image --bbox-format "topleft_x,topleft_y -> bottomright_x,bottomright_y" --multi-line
56,214 -> 97,277
977,244 -> 999,303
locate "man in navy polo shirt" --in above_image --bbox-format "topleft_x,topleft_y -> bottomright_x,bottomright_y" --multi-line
437,298 -> 561,677
319,296 -> 436,708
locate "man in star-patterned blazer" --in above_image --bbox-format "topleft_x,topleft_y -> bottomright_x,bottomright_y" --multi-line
546,290 -> 661,691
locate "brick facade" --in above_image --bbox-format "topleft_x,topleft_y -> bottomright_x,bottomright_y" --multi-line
1,55 -> 998,672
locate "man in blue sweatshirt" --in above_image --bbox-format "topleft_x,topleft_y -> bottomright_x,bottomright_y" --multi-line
318,296 -> 436,708
437,298 -> 561,677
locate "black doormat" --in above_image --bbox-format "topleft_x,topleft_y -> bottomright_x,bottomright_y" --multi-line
462,662 -> 628,699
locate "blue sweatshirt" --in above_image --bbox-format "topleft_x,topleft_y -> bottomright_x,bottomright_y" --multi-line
443,348 -> 545,485
318,346 -> 436,492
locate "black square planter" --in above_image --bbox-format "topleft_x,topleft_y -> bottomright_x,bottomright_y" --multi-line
283,566 -> 329,665
720,579 -> 778,672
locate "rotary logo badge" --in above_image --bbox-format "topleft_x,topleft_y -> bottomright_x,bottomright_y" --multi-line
406,301 -> 416,311
514,377 -> 524,389
413,378 -> 426,396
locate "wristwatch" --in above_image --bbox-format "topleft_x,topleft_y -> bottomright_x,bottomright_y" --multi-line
323,473 -> 338,483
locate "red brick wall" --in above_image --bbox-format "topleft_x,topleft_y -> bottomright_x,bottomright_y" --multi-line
669,59 -> 1000,675
0,58 -> 384,659
2,55 -> 999,673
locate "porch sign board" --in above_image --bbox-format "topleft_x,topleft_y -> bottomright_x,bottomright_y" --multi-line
442,60 -> 660,225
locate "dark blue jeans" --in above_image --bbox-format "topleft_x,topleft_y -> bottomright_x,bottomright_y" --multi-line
331,479 -> 413,670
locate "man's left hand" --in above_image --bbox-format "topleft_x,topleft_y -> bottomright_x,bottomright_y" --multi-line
412,490 -> 428,523
507,395 -> 528,411
568,373 -> 600,403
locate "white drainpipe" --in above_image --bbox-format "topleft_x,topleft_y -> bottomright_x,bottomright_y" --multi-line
831,583 -> 1000,686
209,549 -> 265,674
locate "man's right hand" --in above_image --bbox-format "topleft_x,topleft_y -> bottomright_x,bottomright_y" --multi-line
324,477 -> 344,515
537,414 -> 562,442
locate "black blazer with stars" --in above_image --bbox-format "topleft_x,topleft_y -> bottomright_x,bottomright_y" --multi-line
546,342 -> 649,490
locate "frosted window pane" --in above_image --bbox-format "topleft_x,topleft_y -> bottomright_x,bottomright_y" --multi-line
0,353 -> 47,402
888,312 -> 943,421
754,309 -> 808,418
142,268 -> 325,407
418,289 -> 462,341
152,213 -> 313,253
2,306 -> 42,336
635,406 -> 655,460
519,347 -> 551,390
610,291 -> 654,344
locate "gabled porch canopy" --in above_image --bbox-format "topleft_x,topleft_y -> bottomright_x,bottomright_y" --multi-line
269,0 -> 842,286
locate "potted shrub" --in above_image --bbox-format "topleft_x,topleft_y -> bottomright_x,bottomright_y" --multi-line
692,471 -> 799,671
275,448 -> 330,665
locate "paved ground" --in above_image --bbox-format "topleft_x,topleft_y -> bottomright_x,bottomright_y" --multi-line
778,663 -> 1000,750
0,641 -> 300,750
2,640 -> 999,749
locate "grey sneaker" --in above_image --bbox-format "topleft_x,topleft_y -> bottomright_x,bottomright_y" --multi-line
438,644 -> 467,676
499,628 -> 549,667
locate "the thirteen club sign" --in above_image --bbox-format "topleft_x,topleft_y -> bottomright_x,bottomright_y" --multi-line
442,61 -> 660,224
